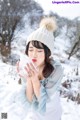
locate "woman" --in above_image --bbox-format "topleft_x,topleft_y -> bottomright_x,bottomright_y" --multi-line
0,17 -> 63,120
17,17 -> 63,120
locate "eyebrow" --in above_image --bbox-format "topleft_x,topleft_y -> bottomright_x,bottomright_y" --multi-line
29,46 -> 33,48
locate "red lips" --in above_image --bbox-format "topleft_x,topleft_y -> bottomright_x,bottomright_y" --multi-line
32,59 -> 37,62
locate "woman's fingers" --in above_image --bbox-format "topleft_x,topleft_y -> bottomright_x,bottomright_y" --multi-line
25,63 -> 33,73
25,66 -> 32,78
25,65 -> 30,73
25,63 -> 36,76
18,74 -> 24,78
26,63 -> 39,78
29,63 -> 38,73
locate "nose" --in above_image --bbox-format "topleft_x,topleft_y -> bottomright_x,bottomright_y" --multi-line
33,51 -> 37,58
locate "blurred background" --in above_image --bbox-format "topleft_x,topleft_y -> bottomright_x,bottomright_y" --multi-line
0,0 -> 80,120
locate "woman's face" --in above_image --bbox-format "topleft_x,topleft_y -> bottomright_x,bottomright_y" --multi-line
28,42 -> 45,68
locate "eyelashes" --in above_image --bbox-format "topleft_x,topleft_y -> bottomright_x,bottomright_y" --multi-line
29,50 -> 43,52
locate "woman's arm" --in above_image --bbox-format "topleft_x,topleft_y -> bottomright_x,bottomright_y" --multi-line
25,63 -> 41,99
31,79 -> 40,98
16,61 -> 34,102
26,79 -> 34,102
26,78 -> 40,101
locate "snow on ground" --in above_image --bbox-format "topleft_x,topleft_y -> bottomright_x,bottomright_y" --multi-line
0,58 -> 80,120
0,15 -> 80,119
61,98 -> 80,120
0,61 -> 19,85
0,31 -> 80,119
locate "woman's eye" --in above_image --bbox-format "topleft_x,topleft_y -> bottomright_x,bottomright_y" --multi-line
38,51 -> 42,52
29,50 -> 33,51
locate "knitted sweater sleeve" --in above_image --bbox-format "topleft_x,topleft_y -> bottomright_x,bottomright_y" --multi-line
37,61 -> 64,114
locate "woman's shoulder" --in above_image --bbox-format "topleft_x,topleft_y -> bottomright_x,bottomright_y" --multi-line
50,58 -> 62,68
49,58 -> 63,78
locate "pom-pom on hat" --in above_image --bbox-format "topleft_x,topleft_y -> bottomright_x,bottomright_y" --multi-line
26,17 -> 57,54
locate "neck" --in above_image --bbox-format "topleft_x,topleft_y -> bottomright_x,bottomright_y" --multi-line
37,63 -> 45,72
37,64 -> 45,80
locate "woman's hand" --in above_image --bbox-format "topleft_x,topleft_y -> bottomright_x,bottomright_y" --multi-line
25,63 -> 40,98
16,61 -> 34,102
26,78 -> 34,102
25,62 -> 40,101
25,63 -> 39,81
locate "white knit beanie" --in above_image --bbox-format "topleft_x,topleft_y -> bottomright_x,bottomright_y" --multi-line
26,17 -> 57,55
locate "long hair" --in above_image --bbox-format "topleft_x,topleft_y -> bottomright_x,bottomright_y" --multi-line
25,41 -> 54,78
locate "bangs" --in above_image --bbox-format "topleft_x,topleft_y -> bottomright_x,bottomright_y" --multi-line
31,41 -> 44,49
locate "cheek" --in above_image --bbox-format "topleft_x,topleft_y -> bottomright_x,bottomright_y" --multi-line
28,52 -> 32,57
38,53 -> 45,62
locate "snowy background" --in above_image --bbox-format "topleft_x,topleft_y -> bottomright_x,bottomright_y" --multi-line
0,0 -> 80,120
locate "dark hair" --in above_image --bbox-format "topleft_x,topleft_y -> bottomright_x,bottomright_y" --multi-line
25,41 -> 54,78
